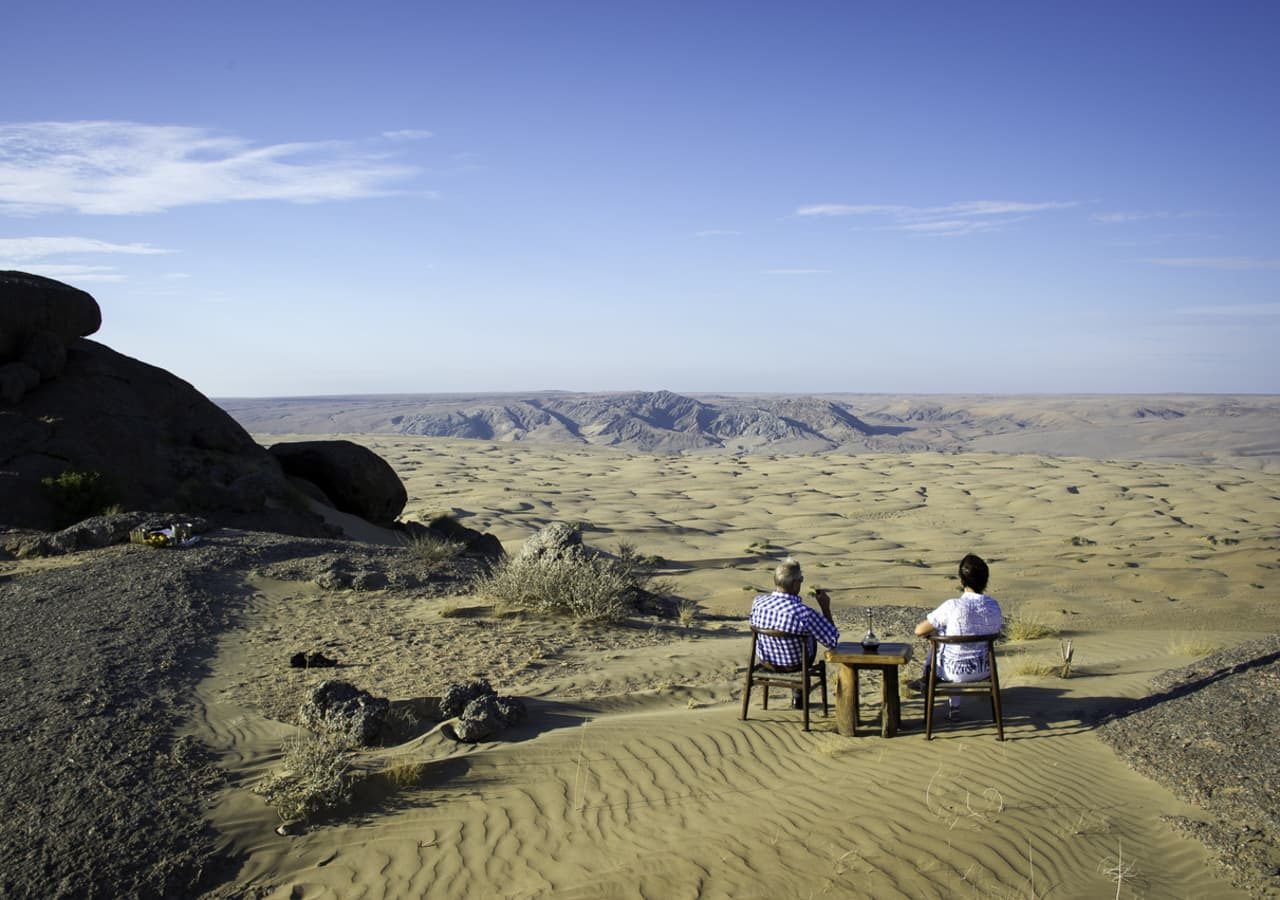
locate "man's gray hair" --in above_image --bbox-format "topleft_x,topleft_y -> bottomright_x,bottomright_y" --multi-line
774,557 -> 802,591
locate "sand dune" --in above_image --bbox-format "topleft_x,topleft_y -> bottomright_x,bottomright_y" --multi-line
178,437 -> 1280,897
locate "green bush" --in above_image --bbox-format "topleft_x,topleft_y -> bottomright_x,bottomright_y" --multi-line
39,469 -> 119,528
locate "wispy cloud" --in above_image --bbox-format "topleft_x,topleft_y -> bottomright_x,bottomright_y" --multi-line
794,199 -> 1075,236
763,268 -> 828,275
0,121 -> 428,215
1091,210 -> 1169,225
1174,303 -> 1280,317
1144,257 -> 1280,270
0,235 -> 173,260
381,129 -> 433,141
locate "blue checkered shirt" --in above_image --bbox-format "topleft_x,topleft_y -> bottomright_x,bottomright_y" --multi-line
749,591 -> 840,668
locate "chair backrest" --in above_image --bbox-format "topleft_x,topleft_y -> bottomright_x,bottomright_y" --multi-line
929,632 -> 999,675
749,625 -> 809,668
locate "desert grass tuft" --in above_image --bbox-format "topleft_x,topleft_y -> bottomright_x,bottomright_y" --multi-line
1009,654 -> 1060,678
1003,606 -> 1059,641
676,597 -> 700,628
1168,632 -> 1221,658
405,532 -> 464,567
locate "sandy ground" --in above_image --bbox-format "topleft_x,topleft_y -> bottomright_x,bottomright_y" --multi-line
179,438 -> 1279,898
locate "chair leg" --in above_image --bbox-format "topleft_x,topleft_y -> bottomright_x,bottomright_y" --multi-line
925,671 -> 936,740
820,664 -> 829,717
762,686 -> 769,710
990,659 -> 1004,741
740,670 -> 753,721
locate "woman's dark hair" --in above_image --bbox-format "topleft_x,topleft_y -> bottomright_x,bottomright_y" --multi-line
959,554 -> 989,593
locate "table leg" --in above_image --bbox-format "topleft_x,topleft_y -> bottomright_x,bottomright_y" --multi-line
882,666 -> 901,738
835,664 -> 857,736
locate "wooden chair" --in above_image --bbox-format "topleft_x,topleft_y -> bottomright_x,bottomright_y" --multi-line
924,634 -> 1004,740
741,626 -> 828,731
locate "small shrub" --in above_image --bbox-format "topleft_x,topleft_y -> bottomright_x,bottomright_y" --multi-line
39,469 -> 119,528
1004,607 -> 1059,641
406,532 -> 464,567
676,598 -> 700,628
255,713 -> 359,822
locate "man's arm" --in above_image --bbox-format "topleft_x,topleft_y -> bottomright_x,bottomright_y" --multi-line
809,590 -> 840,648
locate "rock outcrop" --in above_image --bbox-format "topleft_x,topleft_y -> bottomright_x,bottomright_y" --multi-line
269,440 -> 408,523
0,272 -> 413,539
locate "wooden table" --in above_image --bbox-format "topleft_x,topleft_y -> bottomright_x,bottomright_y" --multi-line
825,642 -> 913,737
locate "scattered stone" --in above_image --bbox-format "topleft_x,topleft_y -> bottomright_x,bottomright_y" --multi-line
1066,485 -> 1080,494
289,651 -> 338,669
300,680 -> 389,746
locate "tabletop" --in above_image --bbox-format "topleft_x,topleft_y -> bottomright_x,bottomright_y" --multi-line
825,642 -> 913,665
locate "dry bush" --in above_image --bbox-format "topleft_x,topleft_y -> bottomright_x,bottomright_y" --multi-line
255,713 -> 360,822
477,550 -> 634,623
1004,607 -> 1059,641
406,532 -> 464,567
1008,654 -> 1060,678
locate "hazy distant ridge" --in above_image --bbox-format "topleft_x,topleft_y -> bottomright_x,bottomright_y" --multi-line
220,391 -> 1280,470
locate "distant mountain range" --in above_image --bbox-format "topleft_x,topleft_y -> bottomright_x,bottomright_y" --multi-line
219,391 -> 1280,469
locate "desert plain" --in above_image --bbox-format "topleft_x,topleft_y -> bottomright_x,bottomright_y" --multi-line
5,399 -> 1280,899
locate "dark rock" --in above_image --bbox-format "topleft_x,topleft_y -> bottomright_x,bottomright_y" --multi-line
438,679 -> 494,719
20,330 -> 68,380
0,361 -> 40,404
0,271 -> 101,360
300,680 -> 389,746
289,652 -> 338,669
269,440 -> 407,523
454,694 -> 529,742
1066,485 -> 1079,494
403,516 -> 506,561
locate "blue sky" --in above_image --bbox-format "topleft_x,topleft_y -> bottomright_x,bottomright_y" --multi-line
2,1 -> 1277,396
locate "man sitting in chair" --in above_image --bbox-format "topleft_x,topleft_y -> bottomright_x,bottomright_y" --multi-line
912,553 -> 1004,692
750,558 -> 840,708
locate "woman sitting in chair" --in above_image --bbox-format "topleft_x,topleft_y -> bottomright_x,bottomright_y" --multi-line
912,554 -> 1003,687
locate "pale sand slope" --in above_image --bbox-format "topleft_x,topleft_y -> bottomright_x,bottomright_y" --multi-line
199,438 -> 1279,898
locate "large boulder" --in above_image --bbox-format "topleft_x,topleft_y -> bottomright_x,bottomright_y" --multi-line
0,271 -> 101,358
0,335 -> 327,535
269,440 -> 407,523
